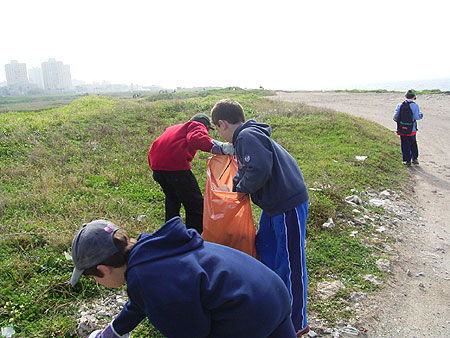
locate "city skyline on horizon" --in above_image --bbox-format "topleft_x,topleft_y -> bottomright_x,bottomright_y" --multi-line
2,58 -> 450,93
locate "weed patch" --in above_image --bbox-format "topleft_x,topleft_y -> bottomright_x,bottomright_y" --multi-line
0,90 -> 408,336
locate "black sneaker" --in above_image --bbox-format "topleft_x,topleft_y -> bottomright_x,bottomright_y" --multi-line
412,159 -> 419,165
403,161 -> 411,167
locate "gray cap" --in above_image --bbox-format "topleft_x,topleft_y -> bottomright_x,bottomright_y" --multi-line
70,220 -> 120,286
190,113 -> 214,130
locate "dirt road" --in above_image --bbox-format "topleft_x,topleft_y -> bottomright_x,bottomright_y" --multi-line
270,92 -> 450,338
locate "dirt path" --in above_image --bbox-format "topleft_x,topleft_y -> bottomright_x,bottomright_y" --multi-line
270,92 -> 450,338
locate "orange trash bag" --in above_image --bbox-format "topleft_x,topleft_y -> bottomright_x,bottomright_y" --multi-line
202,154 -> 258,258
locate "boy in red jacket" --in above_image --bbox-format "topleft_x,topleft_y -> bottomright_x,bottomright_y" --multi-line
148,113 -> 233,234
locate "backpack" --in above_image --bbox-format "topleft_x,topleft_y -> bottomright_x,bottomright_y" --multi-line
396,101 -> 414,134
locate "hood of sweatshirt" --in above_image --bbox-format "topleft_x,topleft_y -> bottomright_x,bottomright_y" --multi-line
126,217 -> 203,270
232,119 -> 271,144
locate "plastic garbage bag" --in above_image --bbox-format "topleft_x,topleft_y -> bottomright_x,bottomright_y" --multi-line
1,326 -> 15,338
202,155 -> 258,258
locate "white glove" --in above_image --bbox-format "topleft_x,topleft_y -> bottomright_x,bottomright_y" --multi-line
88,330 -> 102,338
88,325 -> 130,338
211,140 -> 234,155
220,142 -> 234,155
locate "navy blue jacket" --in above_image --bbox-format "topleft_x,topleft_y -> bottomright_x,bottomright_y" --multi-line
112,217 -> 294,338
232,120 -> 308,215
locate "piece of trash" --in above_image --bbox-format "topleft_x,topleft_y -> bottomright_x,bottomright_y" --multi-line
137,215 -> 147,222
339,325 -> 360,335
64,251 -> 72,260
355,155 -> 368,161
321,218 -> 335,229
1,325 -> 15,337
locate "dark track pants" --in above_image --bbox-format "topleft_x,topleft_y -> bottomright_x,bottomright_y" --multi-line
256,201 -> 309,332
152,170 -> 203,233
400,135 -> 419,163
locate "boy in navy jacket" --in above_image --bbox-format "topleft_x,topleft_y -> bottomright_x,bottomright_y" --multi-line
71,218 -> 297,338
211,99 -> 310,337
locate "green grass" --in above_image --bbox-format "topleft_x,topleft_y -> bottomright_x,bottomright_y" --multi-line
0,90 -> 408,337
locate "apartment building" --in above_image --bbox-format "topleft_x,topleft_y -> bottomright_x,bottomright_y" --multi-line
4,60 -> 29,86
28,67 -> 44,89
41,58 -> 72,92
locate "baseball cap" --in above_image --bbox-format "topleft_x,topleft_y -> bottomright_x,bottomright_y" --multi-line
70,220 -> 120,286
190,113 -> 214,130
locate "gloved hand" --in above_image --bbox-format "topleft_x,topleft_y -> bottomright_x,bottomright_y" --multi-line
211,140 -> 234,155
220,142 -> 234,155
88,330 -> 102,338
88,325 -> 130,338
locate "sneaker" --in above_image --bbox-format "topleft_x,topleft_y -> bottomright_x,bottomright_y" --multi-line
412,159 -> 419,165
296,325 -> 310,337
402,161 -> 411,167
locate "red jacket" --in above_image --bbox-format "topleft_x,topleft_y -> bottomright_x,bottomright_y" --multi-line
148,121 -> 213,171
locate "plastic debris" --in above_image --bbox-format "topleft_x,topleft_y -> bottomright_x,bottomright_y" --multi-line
64,251 -> 72,260
1,325 -> 15,338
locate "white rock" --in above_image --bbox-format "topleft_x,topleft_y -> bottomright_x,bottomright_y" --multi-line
345,195 -> 363,206
364,274 -> 383,285
369,199 -> 386,207
350,231 -> 358,237
350,292 -> 367,303
376,258 -> 392,273
380,190 -> 391,198
316,280 -> 345,300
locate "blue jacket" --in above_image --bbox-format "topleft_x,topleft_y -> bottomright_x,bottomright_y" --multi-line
232,120 -> 308,216
393,99 -> 423,134
112,217 -> 293,338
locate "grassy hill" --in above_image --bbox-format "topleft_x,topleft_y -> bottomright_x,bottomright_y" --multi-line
0,89 -> 408,337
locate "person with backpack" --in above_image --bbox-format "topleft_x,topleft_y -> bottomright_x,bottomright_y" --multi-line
393,89 -> 424,166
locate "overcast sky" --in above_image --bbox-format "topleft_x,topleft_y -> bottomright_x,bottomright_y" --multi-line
1,0 -> 449,90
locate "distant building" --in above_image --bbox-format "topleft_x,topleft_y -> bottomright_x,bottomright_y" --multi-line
28,67 -> 44,89
4,60 -> 29,86
41,58 -> 72,92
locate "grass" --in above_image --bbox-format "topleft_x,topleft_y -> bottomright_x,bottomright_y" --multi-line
0,89 -> 408,337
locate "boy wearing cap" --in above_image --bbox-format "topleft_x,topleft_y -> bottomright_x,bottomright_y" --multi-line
71,218 -> 297,338
211,99 -> 310,337
393,89 -> 424,166
148,113 -> 233,234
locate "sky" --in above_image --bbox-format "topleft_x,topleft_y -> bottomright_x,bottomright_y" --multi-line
1,0 -> 449,91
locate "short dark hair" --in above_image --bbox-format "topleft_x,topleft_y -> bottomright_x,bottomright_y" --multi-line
83,229 -> 136,278
211,99 -> 245,125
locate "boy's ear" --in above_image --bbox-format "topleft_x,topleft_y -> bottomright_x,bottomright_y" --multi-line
218,120 -> 228,129
96,264 -> 111,277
